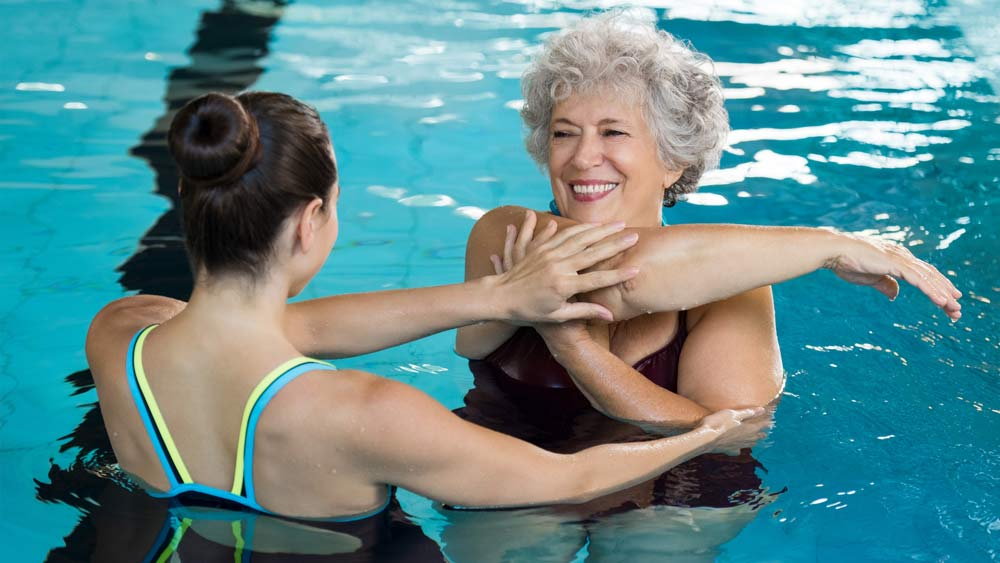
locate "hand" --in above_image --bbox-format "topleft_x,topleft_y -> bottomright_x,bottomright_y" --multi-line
826,232 -> 962,320
534,318 -> 592,351
490,210 -> 640,324
697,407 -> 771,455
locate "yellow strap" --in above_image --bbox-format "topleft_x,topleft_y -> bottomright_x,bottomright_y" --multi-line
155,518 -> 192,563
232,520 -> 245,562
230,356 -> 322,494
134,326 -> 194,484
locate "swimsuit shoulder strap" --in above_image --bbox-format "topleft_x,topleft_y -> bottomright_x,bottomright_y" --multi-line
230,357 -> 337,503
126,324 -> 195,489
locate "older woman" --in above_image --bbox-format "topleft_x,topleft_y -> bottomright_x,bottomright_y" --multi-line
457,11 -> 960,428
449,12 -> 961,558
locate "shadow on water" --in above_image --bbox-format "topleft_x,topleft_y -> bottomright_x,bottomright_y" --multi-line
34,2 -> 445,560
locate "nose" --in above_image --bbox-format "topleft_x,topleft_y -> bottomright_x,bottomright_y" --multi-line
570,131 -> 603,169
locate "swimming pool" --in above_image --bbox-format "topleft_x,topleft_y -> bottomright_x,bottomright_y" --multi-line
2,0 -> 998,560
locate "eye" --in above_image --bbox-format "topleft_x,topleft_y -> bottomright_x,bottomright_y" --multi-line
602,129 -> 627,137
552,130 -> 574,138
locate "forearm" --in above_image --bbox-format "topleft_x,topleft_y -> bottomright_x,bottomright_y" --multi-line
455,321 -> 518,360
588,224 -> 843,319
563,426 -> 717,504
287,277 -> 507,358
547,336 -> 710,428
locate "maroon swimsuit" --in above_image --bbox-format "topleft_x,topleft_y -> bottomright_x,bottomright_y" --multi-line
482,310 -> 688,392
456,311 -> 775,511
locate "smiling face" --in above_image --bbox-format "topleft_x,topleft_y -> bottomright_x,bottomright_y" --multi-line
548,91 -> 682,227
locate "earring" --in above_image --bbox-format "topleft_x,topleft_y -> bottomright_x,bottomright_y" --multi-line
662,190 -> 677,208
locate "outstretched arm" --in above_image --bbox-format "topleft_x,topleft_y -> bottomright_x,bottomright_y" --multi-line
458,205 -> 961,359
287,212 -> 640,358
338,372 -> 762,508
586,222 -> 961,322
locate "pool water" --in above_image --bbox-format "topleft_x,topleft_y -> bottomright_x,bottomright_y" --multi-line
2,0 -> 998,561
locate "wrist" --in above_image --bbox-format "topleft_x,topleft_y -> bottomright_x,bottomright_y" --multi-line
474,275 -> 513,322
539,327 -> 591,355
816,227 -> 852,270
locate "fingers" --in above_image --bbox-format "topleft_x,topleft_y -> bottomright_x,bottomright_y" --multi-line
731,407 -> 766,422
513,210 -> 538,263
490,254 -> 504,275
530,220 -> 559,251
574,267 -> 641,294
896,259 -> 962,320
549,302 -> 614,322
538,221 -> 625,256
567,231 -> 639,271
913,260 -> 962,318
874,275 -> 899,300
502,224 -> 517,272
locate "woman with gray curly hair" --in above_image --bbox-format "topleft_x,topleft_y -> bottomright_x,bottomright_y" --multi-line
458,11 -> 959,430
447,10 -> 960,558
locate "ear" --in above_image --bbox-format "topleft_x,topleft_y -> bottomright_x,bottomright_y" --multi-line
662,168 -> 684,191
296,197 -> 325,255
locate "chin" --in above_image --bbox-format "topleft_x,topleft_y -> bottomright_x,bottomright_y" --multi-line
564,204 -> 617,224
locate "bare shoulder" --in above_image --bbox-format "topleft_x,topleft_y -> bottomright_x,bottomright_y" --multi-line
85,295 -> 186,376
264,368 -> 441,428
467,205 -> 530,247
262,367 -> 451,459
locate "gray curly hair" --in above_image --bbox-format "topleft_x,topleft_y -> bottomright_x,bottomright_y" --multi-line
520,11 -> 729,201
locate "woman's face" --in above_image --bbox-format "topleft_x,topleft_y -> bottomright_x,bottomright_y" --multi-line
548,91 -> 681,227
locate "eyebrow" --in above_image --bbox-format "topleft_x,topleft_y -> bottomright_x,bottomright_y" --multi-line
552,117 -> 628,127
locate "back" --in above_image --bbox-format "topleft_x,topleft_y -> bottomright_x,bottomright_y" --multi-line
86,296 -> 390,519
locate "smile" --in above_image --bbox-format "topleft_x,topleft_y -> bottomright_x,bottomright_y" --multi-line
569,181 -> 619,202
571,182 -> 618,194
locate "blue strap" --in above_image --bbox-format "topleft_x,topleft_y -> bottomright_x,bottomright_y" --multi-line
126,326 -> 181,490
243,362 -> 337,508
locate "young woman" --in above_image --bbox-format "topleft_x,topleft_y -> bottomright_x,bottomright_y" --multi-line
85,91 -> 759,524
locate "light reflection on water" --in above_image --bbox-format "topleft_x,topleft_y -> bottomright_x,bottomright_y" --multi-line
2,0 -> 998,561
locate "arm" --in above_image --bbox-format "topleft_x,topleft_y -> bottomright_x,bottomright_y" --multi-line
343,373 -> 760,508
587,223 -> 961,322
538,321 -> 711,428
458,206 -> 961,335
287,211 -> 639,359
675,286 -> 784,411
537,287 -> 782,433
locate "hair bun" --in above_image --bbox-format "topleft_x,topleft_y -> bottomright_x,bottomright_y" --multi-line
168,93 -> 260,189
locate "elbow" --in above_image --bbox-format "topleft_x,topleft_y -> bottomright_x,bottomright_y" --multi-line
454,329 -> 486,360
555,461 -> 603,505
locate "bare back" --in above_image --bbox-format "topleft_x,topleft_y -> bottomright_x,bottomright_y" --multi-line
86,296 -> 389,519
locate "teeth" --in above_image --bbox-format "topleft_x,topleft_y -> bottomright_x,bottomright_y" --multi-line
571,183 -> 618,194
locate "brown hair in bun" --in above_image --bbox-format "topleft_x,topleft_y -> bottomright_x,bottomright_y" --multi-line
168,92 -> 336,279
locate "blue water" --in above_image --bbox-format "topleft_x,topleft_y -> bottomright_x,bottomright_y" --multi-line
2,1 -> 998,561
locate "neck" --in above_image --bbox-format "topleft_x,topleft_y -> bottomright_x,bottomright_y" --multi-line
182,271 -> 291,334
632,204 -> 664,228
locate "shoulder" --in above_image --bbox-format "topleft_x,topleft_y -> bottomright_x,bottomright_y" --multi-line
465,205 -> 552,268
263,368 -> 443,428
467,205 -> 563,242
262,368 -> 449,455
85,295 -> 186,376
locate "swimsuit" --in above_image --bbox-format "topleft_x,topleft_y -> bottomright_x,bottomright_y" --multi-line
481,311 -> 688,392
458,310 -> 772,510
125,324 -> 391,521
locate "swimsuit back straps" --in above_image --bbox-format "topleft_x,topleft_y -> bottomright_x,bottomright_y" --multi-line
125,325 -> 343,512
